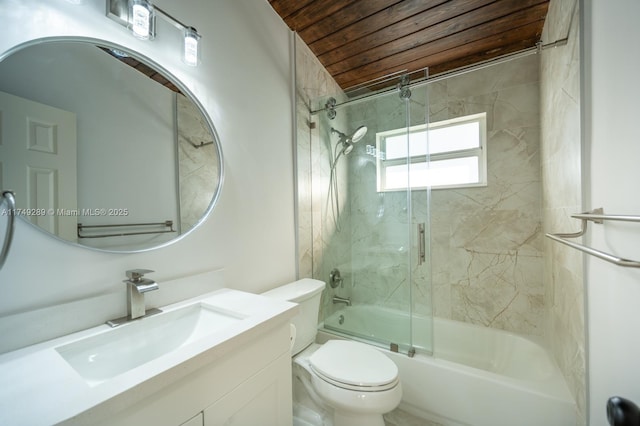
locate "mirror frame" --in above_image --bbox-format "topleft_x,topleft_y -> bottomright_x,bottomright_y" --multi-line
0,36 -> 225,253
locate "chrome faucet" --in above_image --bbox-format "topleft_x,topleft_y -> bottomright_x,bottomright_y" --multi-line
107,269 -> 161,327
332,295 -> 352,306
125,269 -> 158,319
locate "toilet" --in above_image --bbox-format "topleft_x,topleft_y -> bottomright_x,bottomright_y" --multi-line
262,278 -> 402,426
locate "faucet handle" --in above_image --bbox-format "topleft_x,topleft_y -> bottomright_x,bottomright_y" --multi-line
126,269 -> 154,282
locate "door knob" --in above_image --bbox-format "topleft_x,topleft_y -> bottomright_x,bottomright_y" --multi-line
607,396 -> 640,426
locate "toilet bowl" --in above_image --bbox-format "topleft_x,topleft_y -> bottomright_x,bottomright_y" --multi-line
262,279 -> 402,426
298,340 -> 402,426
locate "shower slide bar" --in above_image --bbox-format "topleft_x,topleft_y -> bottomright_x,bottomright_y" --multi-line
0,191 -> 16,269
77,220 -> 175,239
546,208 -> 640,268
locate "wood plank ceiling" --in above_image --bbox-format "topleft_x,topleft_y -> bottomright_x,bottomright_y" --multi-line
268,0 -> 550,92
101,47 -> 181,93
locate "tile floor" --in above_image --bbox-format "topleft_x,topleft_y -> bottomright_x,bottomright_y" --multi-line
384,408 -> 444,426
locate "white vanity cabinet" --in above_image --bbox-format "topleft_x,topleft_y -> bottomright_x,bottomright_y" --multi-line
203,351 -> 291,425
66,317 -> 293,426
0,289 -> 297,426
176,347 -> 291,426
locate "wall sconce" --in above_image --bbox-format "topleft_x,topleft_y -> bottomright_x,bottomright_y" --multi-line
107,0 -> 201,66
129,0 -> 155,40
183,27 -> 201,66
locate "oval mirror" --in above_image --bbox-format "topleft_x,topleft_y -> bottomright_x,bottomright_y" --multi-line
0,39 -> 222,252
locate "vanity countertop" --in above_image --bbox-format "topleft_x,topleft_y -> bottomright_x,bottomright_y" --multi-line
0,289 -> 297,426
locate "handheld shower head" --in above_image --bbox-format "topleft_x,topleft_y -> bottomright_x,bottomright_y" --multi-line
342,142 -> 354,155
351,125 -> 367,143
327,126 -> 368,234
331,126 -> 368,143
331,125 -> 368,155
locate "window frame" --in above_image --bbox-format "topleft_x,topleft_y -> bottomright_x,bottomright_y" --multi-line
375,112 -> 487,192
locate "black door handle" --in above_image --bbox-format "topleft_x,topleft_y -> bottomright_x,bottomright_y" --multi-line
608,396 -> 640,426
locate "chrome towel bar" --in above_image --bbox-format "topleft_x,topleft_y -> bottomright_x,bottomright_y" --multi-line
77,220 -> 175,239
545,208 -> 640,268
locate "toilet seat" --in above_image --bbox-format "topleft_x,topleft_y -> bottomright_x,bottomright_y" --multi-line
309,340 -> 399,392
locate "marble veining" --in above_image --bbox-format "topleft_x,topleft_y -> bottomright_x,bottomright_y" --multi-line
177,93 -> 220,232
296,35 -> 545,338
294,4 -> 583,421
422,54 -> 544,335
294,35 -> 351,321
540,0 -> 585,423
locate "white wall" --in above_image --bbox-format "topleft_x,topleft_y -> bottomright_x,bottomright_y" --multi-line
0,0 -> 296,352
582,0 -> 640,424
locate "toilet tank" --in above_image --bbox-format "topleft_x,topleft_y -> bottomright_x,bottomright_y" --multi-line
261,278 -> 325,355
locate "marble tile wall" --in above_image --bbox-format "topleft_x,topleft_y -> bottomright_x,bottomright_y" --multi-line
426,55 -> 544,335
294,37 -> 431,330
295,37 -> 545,339
333,55 -> 544,341
294,35 -> 351,321
540,0 -> 585,423
343,87 -> 433,331
177,93 -> 220,232
294,3 -> 584,420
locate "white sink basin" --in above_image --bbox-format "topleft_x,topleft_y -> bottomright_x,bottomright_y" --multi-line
56,303 -> 246,386
0,288 -> 298,426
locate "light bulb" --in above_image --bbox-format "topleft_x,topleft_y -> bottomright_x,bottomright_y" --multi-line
183,27 -> 201,66
130,0 -> 154,40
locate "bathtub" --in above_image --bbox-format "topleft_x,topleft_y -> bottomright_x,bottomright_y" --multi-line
317,305 -> 576,426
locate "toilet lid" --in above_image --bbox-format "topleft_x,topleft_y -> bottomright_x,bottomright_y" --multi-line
309,340 -> 399,391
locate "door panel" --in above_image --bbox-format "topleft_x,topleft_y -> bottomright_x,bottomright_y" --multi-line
0,90 -> 77,241
204,354 -> 292,426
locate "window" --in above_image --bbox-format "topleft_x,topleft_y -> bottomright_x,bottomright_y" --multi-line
375,112 -> 487,191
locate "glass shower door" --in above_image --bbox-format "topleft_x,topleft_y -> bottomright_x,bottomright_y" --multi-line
313,74 -> 432,356
406,76 -> 433,355
345,87 -> 413,354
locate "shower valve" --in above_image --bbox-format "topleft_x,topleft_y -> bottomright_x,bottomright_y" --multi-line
329,268 -> 343,288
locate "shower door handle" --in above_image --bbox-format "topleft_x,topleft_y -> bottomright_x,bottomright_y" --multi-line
417,223 -> 426,265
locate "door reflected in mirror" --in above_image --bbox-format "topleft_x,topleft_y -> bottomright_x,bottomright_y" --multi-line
0,40 -> 222,252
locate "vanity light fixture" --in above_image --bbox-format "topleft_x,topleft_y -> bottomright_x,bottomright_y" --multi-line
183,27 -> 201,67
106,0 -> 202,66
130,0 -> 155,40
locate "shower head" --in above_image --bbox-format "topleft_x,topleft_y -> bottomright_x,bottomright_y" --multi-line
327,127 -> 368,233
342,142 -> 354,155
331,125 -> 368,155
331,126 -> 368,143
351,125 -> 368,143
